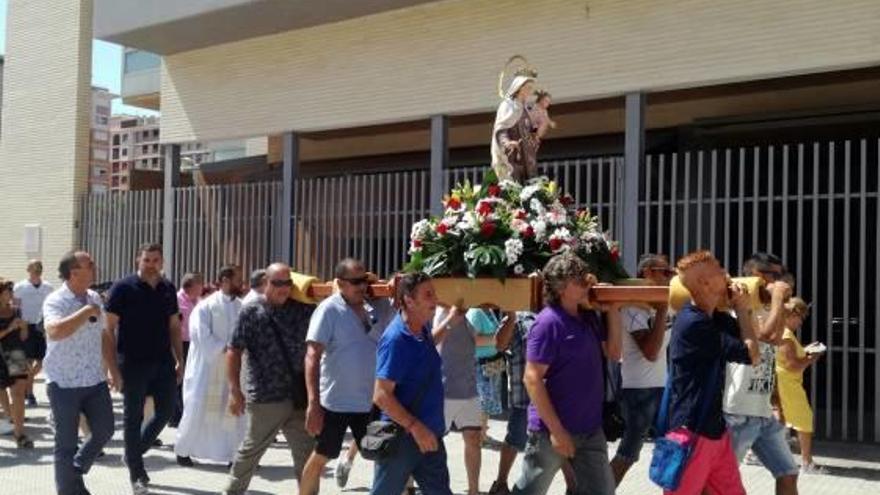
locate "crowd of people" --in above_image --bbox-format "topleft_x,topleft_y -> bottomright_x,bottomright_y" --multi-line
0,243 -> 828,495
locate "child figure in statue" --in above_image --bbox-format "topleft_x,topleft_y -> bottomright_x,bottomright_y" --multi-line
530,90 -> 556,141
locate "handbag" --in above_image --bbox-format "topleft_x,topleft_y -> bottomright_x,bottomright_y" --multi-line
649,357 -> 721,490
360,351 -> 437,462
601,357 -> 625,442
266,314 -> 309,410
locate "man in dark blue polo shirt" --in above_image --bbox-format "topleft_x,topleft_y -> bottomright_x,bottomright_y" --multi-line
103,243 -> 183,495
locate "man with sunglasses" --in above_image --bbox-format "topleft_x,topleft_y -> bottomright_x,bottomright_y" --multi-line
610,254 -> 673,485
299,258 -> 393,495
223,263 -> 315,495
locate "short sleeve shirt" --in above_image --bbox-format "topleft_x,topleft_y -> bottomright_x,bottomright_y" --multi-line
620,305 -> 669,389
42,284 -> 106,388
13,280 -> 54,324
526,306 -> 607,435
376,315 -> 446,437
724,308 -> 775,418
507,312 -> 536,409
230,299 -> 314,404
466,309 -> 500,359
105,274 -> 179,364
434,307 -> 478,400
306,294 -> 393,413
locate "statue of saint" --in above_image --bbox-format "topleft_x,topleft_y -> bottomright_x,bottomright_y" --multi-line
491,65 -> 540,183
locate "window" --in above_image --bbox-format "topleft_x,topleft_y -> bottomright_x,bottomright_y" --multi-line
123,50 -> 160,73
112,149 -> 119,160
113,135 -> 120,145
122,134 -> 128,143
121,148 -> 128,157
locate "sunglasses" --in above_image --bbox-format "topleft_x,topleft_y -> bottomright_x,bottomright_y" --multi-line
269,279 -> 294,288
340,276 -> 370,286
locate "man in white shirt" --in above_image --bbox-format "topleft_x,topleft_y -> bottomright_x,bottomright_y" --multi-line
610,254 -> 673,485
43,251 -> 114,495
13,259 -> 54,406
724,253 -> 799,495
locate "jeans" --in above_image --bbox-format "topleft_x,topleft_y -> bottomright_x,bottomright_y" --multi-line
121,360 -> 177,481
614,387 -> 663,463
513,430 -> 615,495
504,406 -> 529,451
724,414 -> 800,478
47,382 -> 115,495
370,434 -> 453,495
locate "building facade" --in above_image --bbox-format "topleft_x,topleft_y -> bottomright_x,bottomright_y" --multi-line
88,87 -> 113,193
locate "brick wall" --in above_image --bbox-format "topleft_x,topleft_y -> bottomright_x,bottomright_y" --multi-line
0,0 -> 93,281
160,0 -> 880,142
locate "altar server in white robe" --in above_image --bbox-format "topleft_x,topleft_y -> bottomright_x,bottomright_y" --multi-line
175,264 -> 247,466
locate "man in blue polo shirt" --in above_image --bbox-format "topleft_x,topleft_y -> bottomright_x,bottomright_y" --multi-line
371,272 -> 451,495
104,243 -> 183,495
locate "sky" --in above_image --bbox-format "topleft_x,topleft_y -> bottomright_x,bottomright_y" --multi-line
0,0 -> 157,116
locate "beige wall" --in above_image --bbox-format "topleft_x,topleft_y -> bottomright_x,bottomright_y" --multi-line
160,0 -> 880,143
0,0 -> 93,281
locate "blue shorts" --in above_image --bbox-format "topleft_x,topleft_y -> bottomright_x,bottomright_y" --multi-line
724,413 -> 799,479
504,407 -> 529,451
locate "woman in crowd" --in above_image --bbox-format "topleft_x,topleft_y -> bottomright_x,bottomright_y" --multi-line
467,308 -> 507,442
776,297 -> 826,474
0,278 -> 34,448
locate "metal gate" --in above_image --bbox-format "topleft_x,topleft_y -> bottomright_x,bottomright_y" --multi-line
640,140 -> 880,442
78,139 -> 880,442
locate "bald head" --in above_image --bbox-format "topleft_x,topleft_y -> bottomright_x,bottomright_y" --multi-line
264,263 -> 293,306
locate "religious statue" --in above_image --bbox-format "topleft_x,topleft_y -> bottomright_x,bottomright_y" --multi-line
491,57 -> 541,183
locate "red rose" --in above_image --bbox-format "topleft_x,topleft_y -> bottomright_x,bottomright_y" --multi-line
549,238 -> 563,251
515,209 -> 528,220
487,184 -> 502,197
480,222 -> 496,237
436,223 -> 448,235
477,202 -> 493,216
561,194 -> 574,206
522,226 -> 534,238
611,247 -> 620,262
446,197 -> 461,210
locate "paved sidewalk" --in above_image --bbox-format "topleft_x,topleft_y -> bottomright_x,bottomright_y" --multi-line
1,381 -> 879,494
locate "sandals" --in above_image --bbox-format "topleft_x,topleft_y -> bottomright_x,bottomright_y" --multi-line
15,434 -> 34,449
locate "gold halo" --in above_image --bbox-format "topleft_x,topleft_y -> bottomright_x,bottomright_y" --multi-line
497,55 -> 537,98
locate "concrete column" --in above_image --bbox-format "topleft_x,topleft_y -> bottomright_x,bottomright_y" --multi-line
280,131 -> 300,264
0,0 -> 93,280
162,144 -> 181,282
619,92 -> 645,275
430,115 -> 449,216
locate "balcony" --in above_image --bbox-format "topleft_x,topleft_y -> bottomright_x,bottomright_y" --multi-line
121,49 -> 160,110
94,0 -> 440,55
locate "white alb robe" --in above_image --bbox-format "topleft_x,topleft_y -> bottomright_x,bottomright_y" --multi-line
175,291 -> 246,463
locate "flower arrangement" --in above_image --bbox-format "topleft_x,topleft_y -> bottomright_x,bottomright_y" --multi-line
405,171 -> 629,282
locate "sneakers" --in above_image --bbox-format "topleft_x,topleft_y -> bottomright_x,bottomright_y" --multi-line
488,480 -> 511,495
131,479 -> 149,495
335,458 -> 352,488
801,462 -> 829,475
25,394 -> 37,407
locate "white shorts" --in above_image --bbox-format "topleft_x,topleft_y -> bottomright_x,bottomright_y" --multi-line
444,397 -> 483,432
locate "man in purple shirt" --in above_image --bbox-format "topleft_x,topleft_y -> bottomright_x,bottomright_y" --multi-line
512,253 -> 621,495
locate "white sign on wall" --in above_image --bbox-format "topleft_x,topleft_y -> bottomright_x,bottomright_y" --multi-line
23,224 -> 42,256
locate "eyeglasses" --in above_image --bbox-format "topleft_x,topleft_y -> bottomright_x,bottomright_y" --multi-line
340,276 -> 370,286
269,279 -> 294,288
